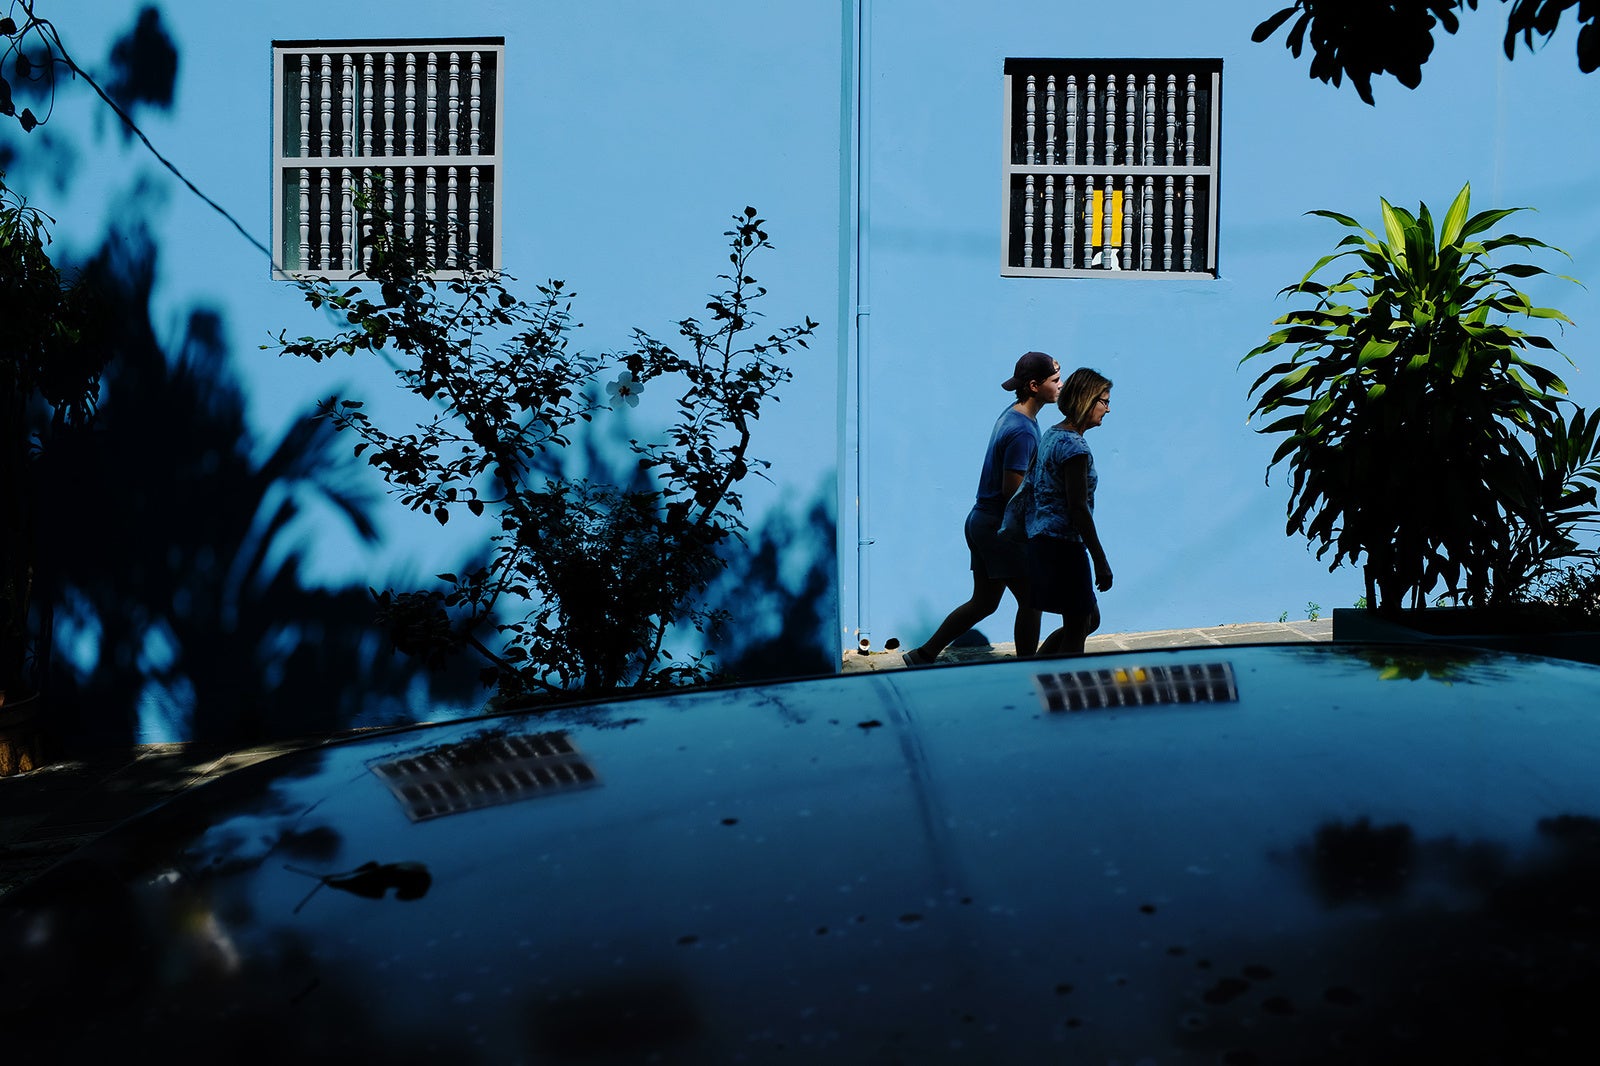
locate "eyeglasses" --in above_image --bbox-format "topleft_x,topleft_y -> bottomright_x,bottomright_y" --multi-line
1095,396 -> 1111,407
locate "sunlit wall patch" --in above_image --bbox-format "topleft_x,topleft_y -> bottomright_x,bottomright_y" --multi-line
1034,662 -> 1238,713
370,730 -> 599,821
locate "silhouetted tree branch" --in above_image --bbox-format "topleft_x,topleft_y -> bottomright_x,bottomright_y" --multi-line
1,1 -> 272,259
1253,0 -> 1599,104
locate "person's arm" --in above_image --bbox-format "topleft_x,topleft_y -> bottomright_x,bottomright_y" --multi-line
997,421 -> 1034,499
1061,453 -> 1112,591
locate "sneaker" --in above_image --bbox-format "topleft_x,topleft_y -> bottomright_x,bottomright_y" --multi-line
901,647 -> 935,668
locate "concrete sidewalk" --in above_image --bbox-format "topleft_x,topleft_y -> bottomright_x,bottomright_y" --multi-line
842,618 -> 1334,672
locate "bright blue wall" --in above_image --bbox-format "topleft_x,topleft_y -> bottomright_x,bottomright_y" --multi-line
6,1 -> 845,739
9,0 -> 1600,718
848,0 -> 1600,648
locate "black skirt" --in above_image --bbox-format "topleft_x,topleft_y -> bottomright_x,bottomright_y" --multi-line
1025,535 -> 1096,616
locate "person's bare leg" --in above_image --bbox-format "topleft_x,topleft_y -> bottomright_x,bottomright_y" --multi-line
908,575 -> 1006,662
1005,577 -> 1041,657
1044,616 -> 1085,655
1038,604 -> 1099,657
1013,607 -> 1042,657
1059,615 -> 1088,654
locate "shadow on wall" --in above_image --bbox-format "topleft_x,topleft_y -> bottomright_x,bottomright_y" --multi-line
487,390 -> 839,690
703,485 -> 839,682
0,5 -> 479,749
36,222 -> 477,750
10,5 -> 838,744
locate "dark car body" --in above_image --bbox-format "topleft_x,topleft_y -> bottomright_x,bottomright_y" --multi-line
4,643 -> 1600,1062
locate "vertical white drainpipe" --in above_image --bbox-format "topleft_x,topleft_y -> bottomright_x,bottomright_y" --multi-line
853,0 -> 874,651
839,0 -> 873,657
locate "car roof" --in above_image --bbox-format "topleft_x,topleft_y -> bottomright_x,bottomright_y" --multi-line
5,642 -> 1599,1061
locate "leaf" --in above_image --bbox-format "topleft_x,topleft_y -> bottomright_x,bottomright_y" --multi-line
1251,6 -> 1298,42
1294,248 -> 1360,287
1460,206 -> 1525,240
1494,262 -> 1551,278
1269,434 -> 1304,468
1379,198 -> 1411,269
1307,209 -> 1365,229
1304,394 -> 1335,426
1439,183 -> 1472,249
1258,362 -> 1317,404
1357,338 -> 1398,365
1259,413 -> 1305,436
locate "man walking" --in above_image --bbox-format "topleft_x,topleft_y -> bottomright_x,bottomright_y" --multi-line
903,351 -> 1060,665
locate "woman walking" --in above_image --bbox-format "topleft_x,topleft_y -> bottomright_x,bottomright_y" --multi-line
1027,368 -> 1114,656
902,352 -> 1060,666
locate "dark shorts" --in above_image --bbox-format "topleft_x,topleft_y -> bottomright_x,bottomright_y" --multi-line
965,507 -> 1027,585
1026,535 -> 1097,617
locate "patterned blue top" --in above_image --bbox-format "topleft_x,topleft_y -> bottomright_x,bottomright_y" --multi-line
1025,425 -> 1096,541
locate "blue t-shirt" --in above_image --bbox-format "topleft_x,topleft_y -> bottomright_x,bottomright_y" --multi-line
974,405 -> 1041,515
1026,425 -> 1096,541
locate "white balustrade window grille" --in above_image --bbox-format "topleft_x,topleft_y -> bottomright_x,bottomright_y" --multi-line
271,37 -> 504,280
1002,59 -> 1221,278
370,731 -> 600,822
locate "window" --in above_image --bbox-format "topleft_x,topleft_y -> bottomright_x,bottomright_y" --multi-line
370,731 -> 599,822
271,37 -> 504,280
1033,662 -> 1238,713
1002,59 -> 1221,278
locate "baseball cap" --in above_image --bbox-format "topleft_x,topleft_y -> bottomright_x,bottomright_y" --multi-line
1001,351 -> 1058,391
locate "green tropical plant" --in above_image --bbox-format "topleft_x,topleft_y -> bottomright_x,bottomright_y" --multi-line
275,205 -> 816,702
1527,560 -> 1600,618
1508,405 -> 1600,588
1244,183 -> 1600,616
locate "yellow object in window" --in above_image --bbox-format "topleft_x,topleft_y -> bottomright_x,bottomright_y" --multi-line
1089,189 -> 1123,247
